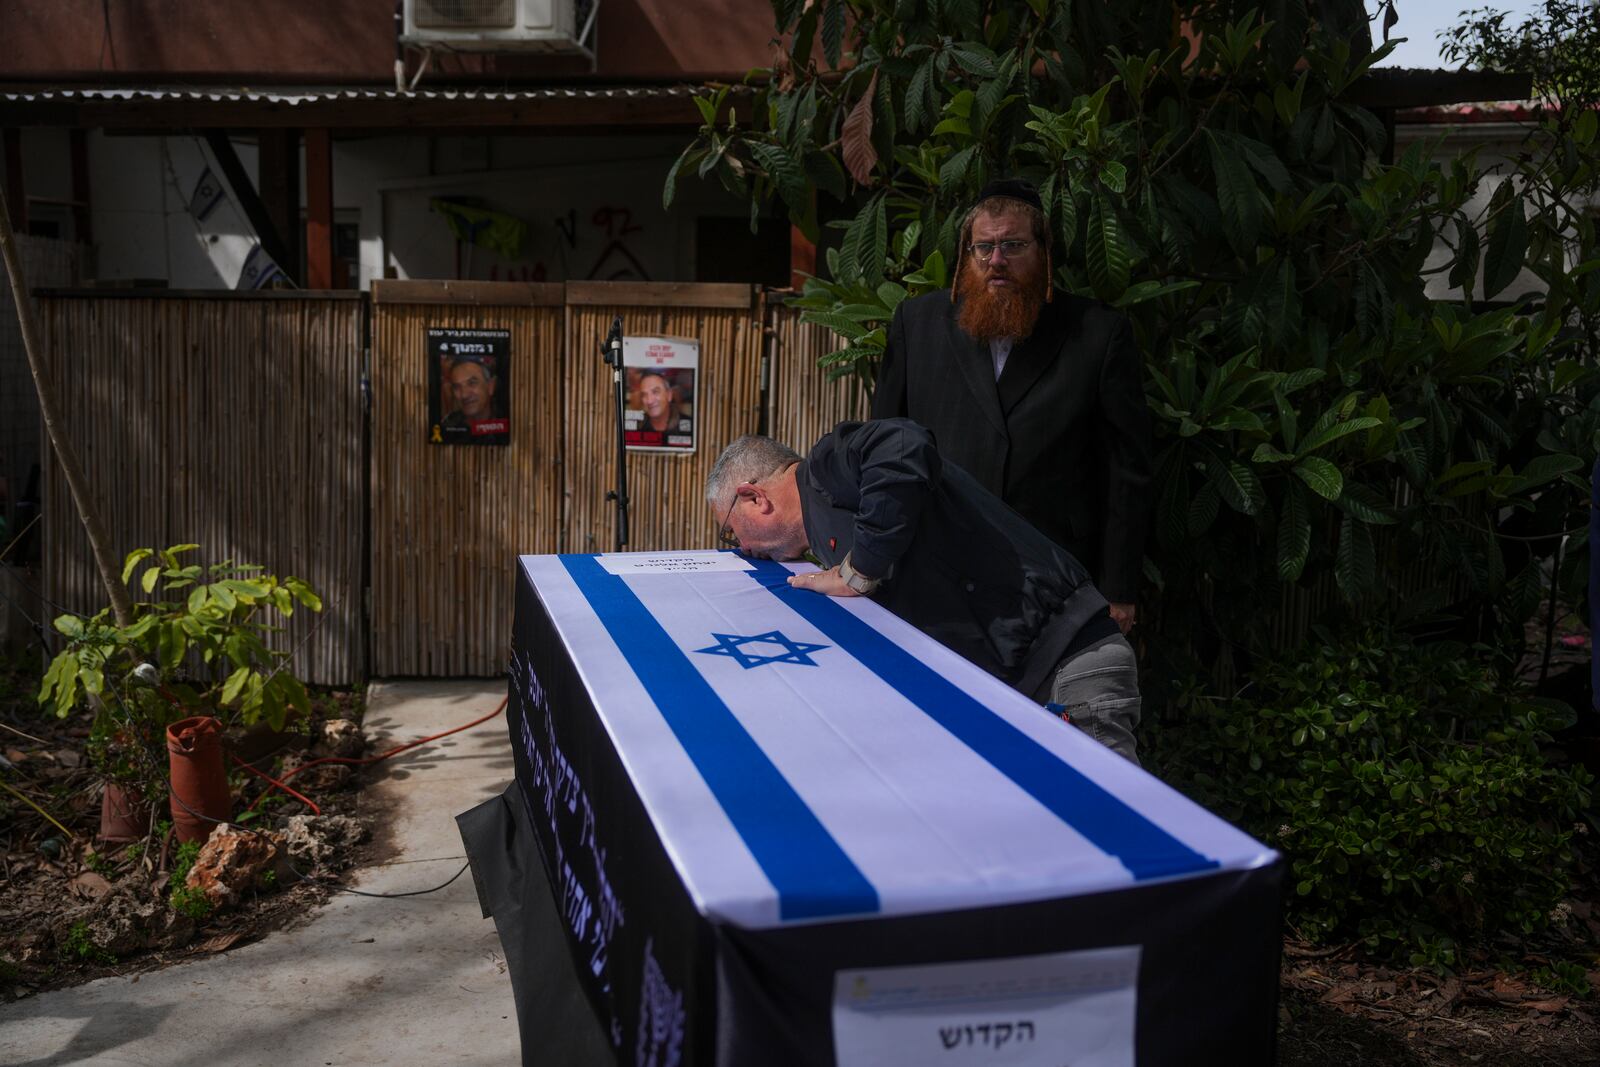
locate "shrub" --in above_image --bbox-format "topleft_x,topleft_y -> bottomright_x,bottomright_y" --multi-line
668,0 -> 1600,667
1152,630 -> 1593,966
37,545 -> 322,786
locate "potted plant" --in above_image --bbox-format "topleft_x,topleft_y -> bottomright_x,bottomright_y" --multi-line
37,544 -> 323,842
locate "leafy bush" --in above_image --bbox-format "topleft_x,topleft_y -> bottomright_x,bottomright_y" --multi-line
38,545 -> 323,736
670,0 -> 1600,669
1152,630 -> 1593,966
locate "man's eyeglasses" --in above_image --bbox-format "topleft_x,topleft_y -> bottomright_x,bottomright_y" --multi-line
717,480 -> 757,549
970,239 -> 1033,262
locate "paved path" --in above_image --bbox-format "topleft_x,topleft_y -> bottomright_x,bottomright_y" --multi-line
0,680 -> 520,1067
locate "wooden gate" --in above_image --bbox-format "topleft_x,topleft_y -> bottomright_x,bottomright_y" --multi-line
37,291 -> 366,686
368,280 -> 763,676
368,280 -> 565,677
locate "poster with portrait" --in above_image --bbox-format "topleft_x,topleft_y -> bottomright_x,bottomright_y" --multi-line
623,335 -> 698,453
428,327 -> 511,447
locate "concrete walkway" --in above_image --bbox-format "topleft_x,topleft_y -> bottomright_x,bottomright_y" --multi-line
0,680 -> 521,1067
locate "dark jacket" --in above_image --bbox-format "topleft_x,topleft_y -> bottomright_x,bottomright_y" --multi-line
871,290 -> 1153,603
799,419 -> 1110,699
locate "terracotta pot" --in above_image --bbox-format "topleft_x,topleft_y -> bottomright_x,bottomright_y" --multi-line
166,716 -> 231,844
99,780 -> 150,843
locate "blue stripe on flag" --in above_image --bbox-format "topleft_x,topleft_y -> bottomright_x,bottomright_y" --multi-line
559,554 -> 879,920
744,558 -> 1218,882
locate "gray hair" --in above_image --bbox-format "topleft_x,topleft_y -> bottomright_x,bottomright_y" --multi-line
705,435 -> 802,508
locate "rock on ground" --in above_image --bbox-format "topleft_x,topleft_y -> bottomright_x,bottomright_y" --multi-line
185,824 -> 288,911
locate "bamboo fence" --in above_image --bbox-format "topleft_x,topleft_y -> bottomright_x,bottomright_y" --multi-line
765,300 -> 869,452
0,237 -> 80,652
1,236 -> 79,542
25,285 -> 883,680
563,281 -> 764,554
369,280 -> 565,677
37,291 -> 365,685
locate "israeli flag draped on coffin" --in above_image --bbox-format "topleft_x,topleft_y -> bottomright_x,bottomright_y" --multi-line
492,550 -> 1284,1067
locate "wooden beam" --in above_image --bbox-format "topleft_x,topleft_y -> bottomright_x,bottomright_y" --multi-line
304,128 -> 332,289
789,222 -> 815,291
565,280 -> 755,309
372,279 -> 564,306
2,129 -> 25,233
56,94 -> 705,130
203,130 -> 297,285
257,129 -> 301,283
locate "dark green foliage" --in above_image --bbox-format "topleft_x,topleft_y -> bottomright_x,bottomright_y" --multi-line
1150,632 -> 1593,968
668,0 -> 1600,664
670,0 -> 1600,964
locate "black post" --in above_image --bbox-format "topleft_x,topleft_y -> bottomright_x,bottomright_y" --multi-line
603,316 -> 629,551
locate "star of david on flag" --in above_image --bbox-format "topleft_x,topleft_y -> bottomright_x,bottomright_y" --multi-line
694,630 -> 829,669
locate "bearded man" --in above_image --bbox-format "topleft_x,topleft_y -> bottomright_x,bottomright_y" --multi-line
871,179 -> 1153,633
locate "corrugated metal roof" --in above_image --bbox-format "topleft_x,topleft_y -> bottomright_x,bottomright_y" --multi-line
0,85 -> 730,105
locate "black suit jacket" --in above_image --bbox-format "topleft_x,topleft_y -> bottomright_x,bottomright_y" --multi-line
871,290 -> 1153,603
799,419 -> 1109,699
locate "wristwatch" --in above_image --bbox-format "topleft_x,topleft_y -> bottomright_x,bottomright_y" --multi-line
837,553 -> 881,595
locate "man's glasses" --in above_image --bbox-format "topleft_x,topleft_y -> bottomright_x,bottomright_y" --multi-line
717,480 -> 757,548
970,239 -> 1033,262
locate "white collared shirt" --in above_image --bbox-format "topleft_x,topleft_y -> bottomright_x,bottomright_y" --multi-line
989,337 -> 1015,380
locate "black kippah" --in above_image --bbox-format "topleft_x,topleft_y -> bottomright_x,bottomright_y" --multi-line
976,177 -> 1043,212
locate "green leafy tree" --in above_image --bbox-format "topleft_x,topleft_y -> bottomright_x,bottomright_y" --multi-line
668,0 -> 1599,672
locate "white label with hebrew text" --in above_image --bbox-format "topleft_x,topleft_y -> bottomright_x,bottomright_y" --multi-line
832,945 -> 1140,1067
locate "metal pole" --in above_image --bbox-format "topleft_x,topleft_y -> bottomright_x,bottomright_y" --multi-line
603,316 -> 629,551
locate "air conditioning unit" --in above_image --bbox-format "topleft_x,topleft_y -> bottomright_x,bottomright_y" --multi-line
401,0 -> 597,57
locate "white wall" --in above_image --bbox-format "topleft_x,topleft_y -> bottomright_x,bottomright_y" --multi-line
1396,120 -> 1594,305
79,132 -> 262,288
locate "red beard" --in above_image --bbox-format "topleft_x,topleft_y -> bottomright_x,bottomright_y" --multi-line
955,256 -> 1046,342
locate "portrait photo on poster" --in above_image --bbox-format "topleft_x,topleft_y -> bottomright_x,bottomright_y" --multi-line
623,335 -> 699,454
428,327 -> 511,446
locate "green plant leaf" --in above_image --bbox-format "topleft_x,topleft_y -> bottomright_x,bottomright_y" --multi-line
1086,191 -> 1131,298
1298,416 -> 1383,456
938,144 -> 978,189
1277,480 -> 1312,581
1514,453 -> 1583,490
1211,458 -> 1264,515
1337,485 -> 1398,525
1207,129 -> 1262,255
221,666 -> 251,705
1334,513 -> 1375,603
1188,478 -> 1221,535
1481,179 -> 1529,300
1293,457 -> 1344,500
121,549 -> 154,584
210,582 -> 238,612
1448,212 -> 1479,300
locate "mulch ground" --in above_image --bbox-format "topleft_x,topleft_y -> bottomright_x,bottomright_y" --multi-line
1279,944 -> 1600,1065
0,676 -> 381,1001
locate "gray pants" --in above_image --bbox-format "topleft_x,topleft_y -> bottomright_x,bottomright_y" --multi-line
1049,633 -> 1142,765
